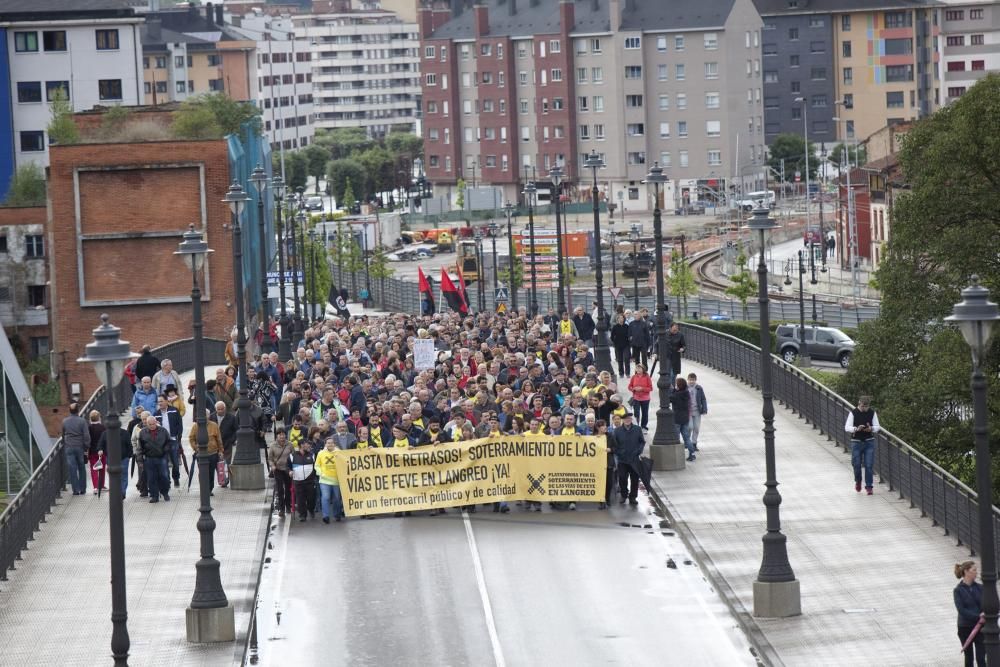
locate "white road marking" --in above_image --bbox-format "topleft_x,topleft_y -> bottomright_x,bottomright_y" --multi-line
463,511 -> 507,667
257,511 -> 292,666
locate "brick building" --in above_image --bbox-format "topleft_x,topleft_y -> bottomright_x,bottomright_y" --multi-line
0,205 -> 49,359
47,139 -> 238,401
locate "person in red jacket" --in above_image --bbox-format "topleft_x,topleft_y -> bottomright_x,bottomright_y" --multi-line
627,364 -> 653,431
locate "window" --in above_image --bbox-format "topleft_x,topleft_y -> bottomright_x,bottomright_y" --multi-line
593,96 -> 604,111
17,82 -> 42,103
846,120 -> 855,138
790,54 -> 799,67
463,100 -> 472,114
19,131 -> 44,152
705,120 -> 721,137
970,8 -> 984,19
577,67 -> 588,83
144,82 -> 151,95
27,285 -> 45,308
948,86 -> 967,98
657,36 -> 667,52
14,32 -> 38,52
764,43 -> 778,56
552,98 -> 563,110
972,34 -> 985,45
677,121 -> 688,138
764,70 -> 778,83
208,79 -> 223,92
657,64 -> 668,81
43,30 -> 66,51
428,155 -> 439,168
790,80 -> 800,93
155,56 -> 166,68
576,38 -> 588,54
675,64 -> 685,80
675,35 -> 684,51
96,29 -> 119,50
886,91 -> 904,108
549,39 -> 560,53
481,43 -> 492,56
578,96 -> 589,111
946,36 -> 965,47
842,41 -> 852,58
579,124 -> 590,140
462,72 -> 472,87
97,78 -> 122,100
425,73 -> 437,86
484,128 -> 497,141
25,234 -> 44,257
843,67 -> 853,85
707,150 -> 722,166
811,95 -> 827,107
764,96 -> 780,109
791,107 -> 801,120
176,81 -> 186,93
625,94 -> 643,108
592,67 -> 603,82
659,94 -> 670,111
625,37 -> 641,49
30,337 -> 49,358
884,11 -> 912,28
704,62 -> 718,79
973,60 -> 986,71
627,151 -> 646,165
886,64 -> 913,81
521,127 -> 530,142
625,66 -> 642,79
705,92 -> 720,109
207,54 -> 221,67
519,71 -> 528,85
810,41 -> 825,54
551,69 -> 562,82
704,33 -> 718,49
679,150 -> 689,168
809,17 -> 825,28
627,123 -> 644,136
945,9 -> 964,21
591,38 -> 602,53
947,61 -> 966,72
520,98 -> 529,113
659,122 -> 670,138
155,81 -> 167,94
842,15 -> 851,31
677,93 -> 687,109
788,28 -> 799,40
810,67 -> 826,80
462,44 -> 472,60
842,93 -> 854,109
424,46 -> 436,58
660,151 -> 671,167
594,124 -> 605,139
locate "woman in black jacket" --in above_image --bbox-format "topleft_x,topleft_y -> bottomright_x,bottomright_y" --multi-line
954,560 -> 986,667
669,377 -> 696,462
610,314 -> 632,377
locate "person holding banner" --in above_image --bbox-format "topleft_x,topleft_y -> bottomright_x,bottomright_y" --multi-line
954,560 -> 986,666
613,412 -> 645,506
597,419 -> 615,510
316,439 -> 344,524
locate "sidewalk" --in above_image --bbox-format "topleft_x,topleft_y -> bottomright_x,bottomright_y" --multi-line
642,360 -> 967,666
0,368 -> 271,667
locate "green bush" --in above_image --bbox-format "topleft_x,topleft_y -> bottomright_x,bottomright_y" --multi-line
683,320 -> 772,350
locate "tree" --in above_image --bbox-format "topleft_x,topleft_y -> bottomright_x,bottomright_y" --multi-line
316,127 -> 372,161
357,146 -> 395,200
767,133 -> 817,181
668,250 -> 698,318
724,248 -> 756,319
304,238 -> 331,306
327,159 -> 365,205
368,248 -> 395,306
3,164 -> 46,207
171,102 -> 222,139
171,93 -> 261,140
303,144 -> 330,194
455,178 -> 467,211
384,129 -> 423,159
284,151 -> 309,192
46,87 -> 79,145
342,178 -> 356,211
827,143 -> 867,170
498,256 -> 524,290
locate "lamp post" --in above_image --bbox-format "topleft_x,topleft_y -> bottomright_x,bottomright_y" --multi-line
249,164 -> 272,355
78,315 -> 137,666
272,177 -> 291,360
488,220 -> 499,300
630,224 -> 641,310
504,201 -> 518,314
225,181 -> 265,492
748,205 -> 801,618
795,250 -> 811,367
289,189 -> 304,343
174,225 -> 236,641
550,164 -> 567,315
947,277 -> 1000,665
644,163 -> 682,469
607,201 -> 618,296
307,228 -> 317,322
362,220 -> 372,307
794,96 -> 811,220
523,182 -> 539,317
585,150 -> 612,374
296,206 -> 308,327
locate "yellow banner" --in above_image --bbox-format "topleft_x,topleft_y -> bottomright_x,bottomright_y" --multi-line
332,435 -> 607,516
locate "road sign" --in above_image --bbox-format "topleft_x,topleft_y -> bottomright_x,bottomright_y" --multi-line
794,171 -> 801,183
496,302 -> 507,314
266,271 -> 303,286
494,286 -> 510,302
609,286 -> 623,300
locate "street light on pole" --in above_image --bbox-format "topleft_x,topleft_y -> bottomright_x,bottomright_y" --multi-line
747,205 -> 801,618
549,164 -> 566,315
796,250 -> 811,367
289,189 -> 305,342
643,163 -> 682,469
630,224 -> 641,310
607,201 -> 617,294
488,220 -> 499,299
78,315 -> 137,666
307,228 -> 317,322
522,181 -> 539,317
947,277 -> 1000,665
272,177 -> 291,360
249,164 -> 272,355
174,224 -> 237,641
225,181 -> 265,492
584,150 -> 612,374
794,96 -> 811,223
296,206 -> 308,327
504,201 -> 518,314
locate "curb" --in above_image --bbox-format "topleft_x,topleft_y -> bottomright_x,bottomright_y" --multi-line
644,476 -> 783,667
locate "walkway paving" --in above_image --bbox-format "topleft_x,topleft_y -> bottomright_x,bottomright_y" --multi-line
0,369 -> 271,667
644,360 -> 967,666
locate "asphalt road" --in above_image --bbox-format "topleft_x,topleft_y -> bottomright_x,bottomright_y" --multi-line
253,493 -> 758,666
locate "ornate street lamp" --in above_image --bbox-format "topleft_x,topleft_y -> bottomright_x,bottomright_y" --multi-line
271,176 -> 291,360
488,220 -> 499,299
947,276 -> 1000,664
249,164 -> 272,355
522,182 -> 539,317
748,205 -> 800,618
797,250 -> 811,367
307,228 -> 317,322
584,150 -> 612,373
78,315 -> 138,666
549,164 -> 567,315
504,201 -> 518,314
643,163 -> 682,470
224,181 -> 265,492
289,188 -> 305,343
607,201 -> 618,296
296,204 -> 308,330
630,224 -> 641,310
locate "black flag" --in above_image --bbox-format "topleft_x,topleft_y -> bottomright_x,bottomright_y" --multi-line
328,283 -> 350,318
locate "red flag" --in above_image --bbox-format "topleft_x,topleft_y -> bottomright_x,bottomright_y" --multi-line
440,267 -> 468,314
455,262 -> 470,307
418,267 -> 436,315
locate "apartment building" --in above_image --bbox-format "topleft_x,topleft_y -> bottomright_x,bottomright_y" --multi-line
0,206 -> 49,358
140,4 -> 257,105
0,0 -> 144,197
420,0 -> 765,211
939,0 -> 1000,103
296,7 -> 421,138
226,10 -> 316,150
756,0 -> 940,145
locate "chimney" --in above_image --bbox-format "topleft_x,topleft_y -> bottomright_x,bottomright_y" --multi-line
559,0 -> 574,32
473,1 -> 489,36
609,0 -> 620,32
216,4 -> 224,25
419,3 -> 434,38
206,2 -> 214,25
147,16 -> 162,41
451,0 -> 464,17
509,0 -> 517,15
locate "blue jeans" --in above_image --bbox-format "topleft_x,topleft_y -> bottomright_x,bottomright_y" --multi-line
851,438 -> 875,489
120,456 -> 130,496
320,482 -> 344,520
676,422 -> 694,455
167,440 -> 181,483
145,456 -> 169,500
66,447 -> 87,494
633,399 -> 650,430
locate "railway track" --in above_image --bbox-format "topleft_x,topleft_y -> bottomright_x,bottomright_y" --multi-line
688,247 -> 803,302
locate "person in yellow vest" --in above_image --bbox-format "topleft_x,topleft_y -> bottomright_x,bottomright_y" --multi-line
558,310 -> 579,338
288,415 -> 306,451
315,438 -> 343,524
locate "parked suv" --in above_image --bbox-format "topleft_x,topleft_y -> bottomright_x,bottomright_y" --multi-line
775,324 -> 855,368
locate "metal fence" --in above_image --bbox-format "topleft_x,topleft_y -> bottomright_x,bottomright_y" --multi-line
680,323 -> 997,557
0,337 -> 227,586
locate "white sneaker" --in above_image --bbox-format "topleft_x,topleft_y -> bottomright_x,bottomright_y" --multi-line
568,502 -> 577,510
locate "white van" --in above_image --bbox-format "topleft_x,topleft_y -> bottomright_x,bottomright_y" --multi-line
738,190 -> 776,211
